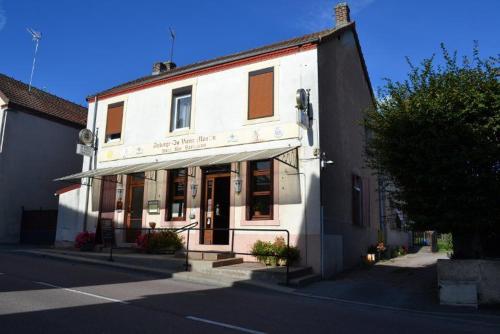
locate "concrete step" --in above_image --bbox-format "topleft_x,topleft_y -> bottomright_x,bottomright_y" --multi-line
177,251 -> 235,261
289,274 -> 321,287
189,257 -> 243,272
207,264 -> 315,285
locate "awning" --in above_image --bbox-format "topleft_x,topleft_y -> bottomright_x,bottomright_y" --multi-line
55,146 -> 298,181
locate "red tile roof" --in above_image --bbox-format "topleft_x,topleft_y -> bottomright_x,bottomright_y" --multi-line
0,73 -> 87,126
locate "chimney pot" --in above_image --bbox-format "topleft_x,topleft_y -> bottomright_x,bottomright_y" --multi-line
335,2 -> 351,28
152,61 -> 177,75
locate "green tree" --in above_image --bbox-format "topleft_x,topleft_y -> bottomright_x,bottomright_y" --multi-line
365,45 -> 500,258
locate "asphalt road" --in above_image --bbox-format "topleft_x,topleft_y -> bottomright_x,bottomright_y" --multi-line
0,250 -> 499,334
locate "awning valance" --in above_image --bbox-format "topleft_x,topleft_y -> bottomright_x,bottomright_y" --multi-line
55,145 -> 298,181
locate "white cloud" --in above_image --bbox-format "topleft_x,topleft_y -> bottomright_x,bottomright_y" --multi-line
297,0 -> 376,32
0,1 -> 6,32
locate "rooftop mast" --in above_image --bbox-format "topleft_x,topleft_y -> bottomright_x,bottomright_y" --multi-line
27,28 -> 42,92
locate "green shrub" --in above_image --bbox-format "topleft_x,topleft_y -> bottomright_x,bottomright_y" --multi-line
251,237 -> 301,266
137,231 -> 183,254
250,240 -> 274,263
437,233 -> 453,252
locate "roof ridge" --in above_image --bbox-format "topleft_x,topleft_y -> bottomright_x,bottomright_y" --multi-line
0,73 -> 86,110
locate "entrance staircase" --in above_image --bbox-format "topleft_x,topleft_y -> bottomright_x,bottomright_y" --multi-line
179,251 -> 320,287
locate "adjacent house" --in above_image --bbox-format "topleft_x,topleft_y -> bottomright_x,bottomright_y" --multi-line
0,73 -> 87,244
55,3 -> 399,275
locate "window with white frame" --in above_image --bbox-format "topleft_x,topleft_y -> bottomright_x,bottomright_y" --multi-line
170,87 -> 192,131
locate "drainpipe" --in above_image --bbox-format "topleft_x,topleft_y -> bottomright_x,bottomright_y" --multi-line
82,96 -> 99,232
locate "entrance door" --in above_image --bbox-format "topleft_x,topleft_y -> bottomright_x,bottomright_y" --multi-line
125,174 -> 144,242
202,173 -> 230,245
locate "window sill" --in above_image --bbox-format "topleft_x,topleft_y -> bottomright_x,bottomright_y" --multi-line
243,116 -> 279,126
102,138 -> 123,147
166,129 -> 191,137
241,219 -> 280,227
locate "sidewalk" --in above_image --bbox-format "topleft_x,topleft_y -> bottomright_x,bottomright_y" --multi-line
299,247 -> 500,317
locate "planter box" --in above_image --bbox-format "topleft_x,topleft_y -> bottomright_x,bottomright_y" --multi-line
437,259 -> 500,306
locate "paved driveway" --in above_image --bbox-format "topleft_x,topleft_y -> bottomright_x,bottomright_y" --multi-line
301,247 -> 467,312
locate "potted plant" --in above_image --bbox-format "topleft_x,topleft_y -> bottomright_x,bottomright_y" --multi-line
376,242 -> 387,261
251,240 -> 273,265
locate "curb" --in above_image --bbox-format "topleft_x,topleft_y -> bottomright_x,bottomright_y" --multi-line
15,250 -> 176,277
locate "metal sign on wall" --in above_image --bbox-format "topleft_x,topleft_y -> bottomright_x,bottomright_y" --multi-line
76,144 -> 94,157
98,123 -> 300,162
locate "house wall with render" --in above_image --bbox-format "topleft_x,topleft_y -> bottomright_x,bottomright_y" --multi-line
318,28 -> 380,275
0,107 -> 82,242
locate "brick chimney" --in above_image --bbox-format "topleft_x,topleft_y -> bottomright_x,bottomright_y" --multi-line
335,2 -> 351,28
152,61 -> 177,75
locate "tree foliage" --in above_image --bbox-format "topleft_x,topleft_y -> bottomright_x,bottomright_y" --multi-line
365,44 -> 500,257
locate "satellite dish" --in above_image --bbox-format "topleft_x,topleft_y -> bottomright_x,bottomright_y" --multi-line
296,88 -> 308,110
79,129 -> 95,145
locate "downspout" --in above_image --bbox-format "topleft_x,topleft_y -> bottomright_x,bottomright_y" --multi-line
82,96 -> 99,232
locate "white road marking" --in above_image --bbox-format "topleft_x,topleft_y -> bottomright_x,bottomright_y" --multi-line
33,281 -> 128,304
186,316 -> 266,334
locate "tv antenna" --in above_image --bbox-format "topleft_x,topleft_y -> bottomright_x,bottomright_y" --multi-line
27,28 -> 42,92
169,27 -> 175,62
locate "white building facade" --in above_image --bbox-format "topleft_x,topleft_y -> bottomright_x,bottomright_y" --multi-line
56,4 -> 400,275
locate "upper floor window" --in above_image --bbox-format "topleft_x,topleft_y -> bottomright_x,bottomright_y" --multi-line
170,87 -> 192,131
247,159 -> 273,220
105,102 -> 124,143
352,174 -> 370,227
248,68 -> 274,120
166,168 -> 187,221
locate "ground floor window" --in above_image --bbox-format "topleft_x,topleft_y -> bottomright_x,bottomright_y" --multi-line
247,159 -> 273,220
166,168 -> 187,221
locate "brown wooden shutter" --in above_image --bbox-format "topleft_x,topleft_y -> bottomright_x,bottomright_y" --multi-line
106,103 -> 124,136
100,175 -> 117,213
248,68 -> 273,119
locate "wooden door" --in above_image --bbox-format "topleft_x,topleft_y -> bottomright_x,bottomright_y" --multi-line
202,173 -> 230,245
125,174 -> 144,243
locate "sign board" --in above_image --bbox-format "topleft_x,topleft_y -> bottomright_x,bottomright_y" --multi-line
100,219 -> 115,247
76,143 -> 94,157
147,200 -> 160,214
98,123 -> 301,162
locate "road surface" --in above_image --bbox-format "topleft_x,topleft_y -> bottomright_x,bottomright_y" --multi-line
0,250 -> 498,333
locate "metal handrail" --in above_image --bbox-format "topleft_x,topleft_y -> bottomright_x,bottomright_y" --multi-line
174,221 -> 198,234
104,225 -> 292,285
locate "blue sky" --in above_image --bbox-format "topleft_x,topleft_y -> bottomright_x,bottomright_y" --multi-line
0,0 -> 498,106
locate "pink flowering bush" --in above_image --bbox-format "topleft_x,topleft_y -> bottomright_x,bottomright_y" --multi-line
75,231 -> 96,249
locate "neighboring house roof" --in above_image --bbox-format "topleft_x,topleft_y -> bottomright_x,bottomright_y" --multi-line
54,183 -> 81,196
0,73 -> 87,127
88,23 -> 356,101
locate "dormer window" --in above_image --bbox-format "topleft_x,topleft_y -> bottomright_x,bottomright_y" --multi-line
105,102 -> 124,143
170,86 -> 192,131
